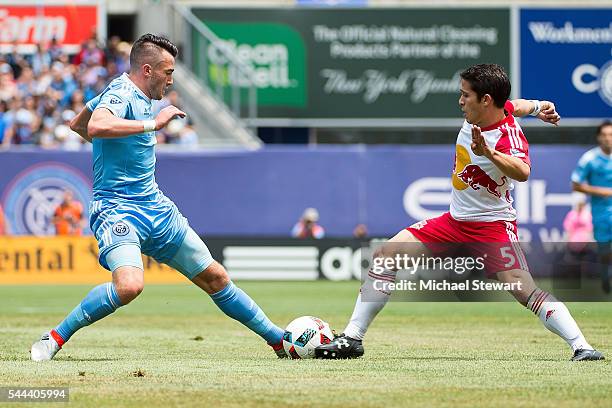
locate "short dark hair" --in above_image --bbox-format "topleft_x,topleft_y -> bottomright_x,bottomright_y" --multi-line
596,120 -> 612,135
460,64 -> 511,109
130,33 -> 178,69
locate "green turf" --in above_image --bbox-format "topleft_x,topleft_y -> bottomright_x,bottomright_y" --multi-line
1,281 -> 611,407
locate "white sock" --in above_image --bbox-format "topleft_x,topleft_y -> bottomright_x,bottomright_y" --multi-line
527,289 -> 592,352
343,269 -> 395,341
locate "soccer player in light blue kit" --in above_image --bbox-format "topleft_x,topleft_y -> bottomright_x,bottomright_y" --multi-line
31,34 -> 287,361
572,121 -> 612,292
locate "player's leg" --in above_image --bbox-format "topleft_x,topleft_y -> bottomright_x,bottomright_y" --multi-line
166,228 -> 286,357
344,228 -> 428,341
316,228 -> 429,359
31,244 -> 143,361
497,268 -> 603,361
594,222 -> 611,293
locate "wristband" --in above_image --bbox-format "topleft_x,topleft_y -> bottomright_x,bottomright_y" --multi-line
529,100 -> 541,117
143,120 -> 156,132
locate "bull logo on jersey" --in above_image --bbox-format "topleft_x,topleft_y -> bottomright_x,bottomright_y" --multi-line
457,165 -> 507,198
453,145 -> 506,198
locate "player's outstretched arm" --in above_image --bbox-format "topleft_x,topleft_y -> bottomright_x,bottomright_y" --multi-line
88,105 -> 186,139
70,107 -> 94,143
572,182 -> 612,198
510,99 -> 560,126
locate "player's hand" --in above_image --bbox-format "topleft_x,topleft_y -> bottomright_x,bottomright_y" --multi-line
537,101 -> 560,126
155,105 -> 186,131
470,125 -> 494,158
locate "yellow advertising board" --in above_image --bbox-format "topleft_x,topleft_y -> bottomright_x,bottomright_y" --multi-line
0,237 -> 188,284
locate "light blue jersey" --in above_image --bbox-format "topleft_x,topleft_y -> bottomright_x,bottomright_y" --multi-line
85,73 -> 208,274
572,147 -> 612,242
87,73 -> 158,201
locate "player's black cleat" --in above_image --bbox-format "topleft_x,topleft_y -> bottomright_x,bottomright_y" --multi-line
571,348 -> 605,361
314,333 -> 364,359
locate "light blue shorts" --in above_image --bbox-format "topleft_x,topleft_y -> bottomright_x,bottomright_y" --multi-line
593,217 -> 611,243
90,194 -> 214,278
105,228 -> 214,279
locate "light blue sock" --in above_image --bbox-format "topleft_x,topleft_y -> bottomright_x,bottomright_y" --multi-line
210,282 -> 284,345
54,283 -> 123,343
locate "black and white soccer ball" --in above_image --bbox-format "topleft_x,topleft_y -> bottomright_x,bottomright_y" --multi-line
282,316 -> 334,359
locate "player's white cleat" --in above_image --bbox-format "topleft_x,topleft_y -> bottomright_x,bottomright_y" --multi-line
30,331 -> 62,361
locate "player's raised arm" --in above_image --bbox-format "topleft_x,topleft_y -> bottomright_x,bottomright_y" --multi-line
471,124 -> 530,182
572,182 -> 612,198
70,107 -> 94,143
88,104 -> 185,138
510,99 -> 560,125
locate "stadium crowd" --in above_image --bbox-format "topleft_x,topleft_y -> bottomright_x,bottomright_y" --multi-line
0,36 -> 196,149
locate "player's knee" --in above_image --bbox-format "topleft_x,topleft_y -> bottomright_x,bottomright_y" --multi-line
192,261 -> 230,294
208,262 -> 230,285
115,280 -> 143,304
497,268 -> 535,305
113,267 -> 144,304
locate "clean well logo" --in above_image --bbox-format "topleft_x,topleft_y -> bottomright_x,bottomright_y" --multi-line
206,22 -> 307,107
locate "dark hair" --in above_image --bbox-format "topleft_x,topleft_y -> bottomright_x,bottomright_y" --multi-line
596,120 -> 612,135
460,64 -> 511,109
130,33 -> 178,69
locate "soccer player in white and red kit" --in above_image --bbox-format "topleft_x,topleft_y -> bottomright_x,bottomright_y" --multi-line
316,64 -> 604,361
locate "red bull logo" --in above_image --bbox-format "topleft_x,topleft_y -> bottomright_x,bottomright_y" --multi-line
456,164 -> 507,198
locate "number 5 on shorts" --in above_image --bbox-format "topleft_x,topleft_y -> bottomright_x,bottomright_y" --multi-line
500,246 -> 516,268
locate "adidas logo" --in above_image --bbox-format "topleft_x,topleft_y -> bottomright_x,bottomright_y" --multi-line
545,309 -> 556,321
41,334 -> 49,340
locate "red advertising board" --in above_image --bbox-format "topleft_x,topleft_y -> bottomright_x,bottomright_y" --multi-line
0,3 -> 101,52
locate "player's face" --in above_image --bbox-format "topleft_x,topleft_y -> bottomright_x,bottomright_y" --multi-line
597,125 -> 612,152
459,79 -> 484,124
150,51 -> 175,100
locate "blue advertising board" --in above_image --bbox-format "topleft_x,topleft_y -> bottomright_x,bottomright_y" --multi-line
0,145 -> 589,243
521,8 -> 612,118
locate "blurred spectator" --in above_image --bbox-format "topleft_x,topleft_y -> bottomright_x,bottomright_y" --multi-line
292,208 -> 325,239
0,63 -> 17,101
54,110 -> 83,150
50,62 -> 77,107
177,118 -> 199,146
30,43 -> 52,76
161,117 -> 199,146
571,121 -> 612,292
16,66 -> 37,97
353,223 -> 368,239
74,38 -> 104,67
563,194 -> 593,253
53,189 -> 84,236
0,35 -> 188,149
104,36 -> 122,65
114,41 -> 131,73
5,96 -> 40,145
6,41 -> 26,79
48,37 -> 64,61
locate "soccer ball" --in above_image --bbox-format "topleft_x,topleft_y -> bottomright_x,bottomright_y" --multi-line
282,316 -> 334,359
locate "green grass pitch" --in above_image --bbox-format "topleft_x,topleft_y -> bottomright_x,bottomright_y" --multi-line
1,281 -> 611,407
